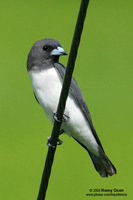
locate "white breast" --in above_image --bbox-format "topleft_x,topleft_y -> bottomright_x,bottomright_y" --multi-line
29,68 -> 63,121
29,67 -> 99,155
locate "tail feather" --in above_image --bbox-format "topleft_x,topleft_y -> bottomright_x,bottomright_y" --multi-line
73,137 -> 116,177
89,147 -> 116,177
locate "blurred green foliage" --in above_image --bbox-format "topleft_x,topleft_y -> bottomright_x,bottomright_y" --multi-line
0,0 -> 133,199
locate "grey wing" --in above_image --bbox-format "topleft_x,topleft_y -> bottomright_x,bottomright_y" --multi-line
54,62 -> 104,151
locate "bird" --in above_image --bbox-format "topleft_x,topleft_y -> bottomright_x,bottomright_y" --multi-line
27,38 -> 116,177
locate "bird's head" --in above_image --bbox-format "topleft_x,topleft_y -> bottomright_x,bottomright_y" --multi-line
27,38 -> 67,71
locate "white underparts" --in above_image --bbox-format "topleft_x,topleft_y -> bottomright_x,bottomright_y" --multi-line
29,67 -> 99,156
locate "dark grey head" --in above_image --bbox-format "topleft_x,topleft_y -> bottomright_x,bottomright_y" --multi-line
27,38 -> 67,71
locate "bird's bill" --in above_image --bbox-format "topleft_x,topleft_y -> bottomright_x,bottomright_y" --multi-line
51,46 -> 67,56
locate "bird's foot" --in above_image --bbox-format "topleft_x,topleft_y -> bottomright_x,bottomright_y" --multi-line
53,111 -> 69,122
53,111 -> 60,122
47,136 -> 63,148
63,112 -> 70,122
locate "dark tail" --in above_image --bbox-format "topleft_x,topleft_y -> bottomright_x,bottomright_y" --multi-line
89,147 -> 116,177
73,137 -> 116,177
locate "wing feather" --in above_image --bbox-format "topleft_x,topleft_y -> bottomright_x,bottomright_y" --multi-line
54,62 -> 104,151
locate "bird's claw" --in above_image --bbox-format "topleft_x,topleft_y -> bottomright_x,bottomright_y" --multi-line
53,111 -> 69,122
53,111 -> 60,122
47,136 -> 63,148
62,113 -> 70,122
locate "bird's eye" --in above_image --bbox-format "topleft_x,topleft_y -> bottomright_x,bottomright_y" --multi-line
43,45 -> 48,51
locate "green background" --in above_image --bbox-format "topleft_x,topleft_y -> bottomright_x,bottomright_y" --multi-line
0,0 -> 133,199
